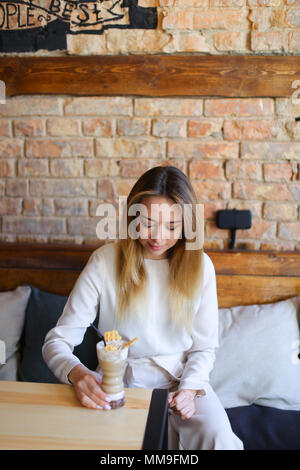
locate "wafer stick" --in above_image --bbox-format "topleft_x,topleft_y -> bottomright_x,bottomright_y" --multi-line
122,337 -> 139,348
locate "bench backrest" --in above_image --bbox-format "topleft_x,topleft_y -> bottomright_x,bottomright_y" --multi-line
0,243 -> 299,308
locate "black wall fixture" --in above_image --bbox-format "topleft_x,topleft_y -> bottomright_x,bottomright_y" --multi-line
216,209 -> 252,250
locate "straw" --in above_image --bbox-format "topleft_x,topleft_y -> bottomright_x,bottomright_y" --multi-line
89,323 -> 106,346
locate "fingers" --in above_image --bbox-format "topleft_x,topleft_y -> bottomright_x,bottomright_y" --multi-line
75,374 -> 111,410
168,390 -> 196,420
168,392 -> 176,406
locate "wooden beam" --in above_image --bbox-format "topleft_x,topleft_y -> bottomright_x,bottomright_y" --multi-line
1,55 -> 300,98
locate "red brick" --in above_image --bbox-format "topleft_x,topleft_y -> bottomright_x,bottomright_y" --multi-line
203,201 -> 226,220
251,31 -> 288,52
171,32 -> 211,52
225,160 -> 262,180
82,119 -> 114,137
96,138 -> 165,159
205,99 -> 274,117
187,120 -> 222,138
47,118 -> 80,136
152,119 -> 186,137
249,0 -> 281,5
48,235 -> 84,245
50,159 -> 83,177
228,201 -> 262,218
84,159 -> 119,177
135,98 -> 203,117
97,179 -> 117,199
278,222 -> 300,240
194,9 -> 248,29
162,10 -> 193,29
25,139 -> 93,158
18,159 -> 49,177
241,142 -> 300,160
189,161 -> 224,180
114,179 -> 137,197
264,202 -> 298,220
260,241 -> 296,250
0,138 -> 23,157
290,184 -> 300,201
67,217 -> 99,236
2,216 -> 65,234
0,197 -> 22,215
285,8 -> 300,28
23,199 -> 42,216
0,159 -> 15,177
233,182 -> 295,201
64,97 -> 132,116
0,96 -> 62,117
6,179 -> 28,196
192,180 -> 231,200
288,31 -> 300,51
224,119 -> 278,140
213,32 -> 247,51
90,199 -> 119,218
54,199 -> 88,216
14,119 -> 44,137
0,120 -> 12,136
95,138 -> 136,158
264,163 -> 297,182
119,160 -> 156,178
30,179 -> 96,197
117,118 -> 149,136
168,140 -> 238,159
17,235 -> 48,244
175,0 -> 208,6
237,220 -> 277,239
205,221 -> 230,239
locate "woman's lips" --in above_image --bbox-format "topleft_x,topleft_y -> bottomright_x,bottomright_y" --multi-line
149,244 -> 164,250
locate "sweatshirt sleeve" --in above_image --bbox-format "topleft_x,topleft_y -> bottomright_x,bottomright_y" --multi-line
178,252 -> 219,392
42,249 -> 103,384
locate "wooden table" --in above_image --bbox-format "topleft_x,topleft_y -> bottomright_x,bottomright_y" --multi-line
0,381 -> 168,450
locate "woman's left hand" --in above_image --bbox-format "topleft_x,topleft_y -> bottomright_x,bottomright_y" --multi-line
168,389 -> 197,420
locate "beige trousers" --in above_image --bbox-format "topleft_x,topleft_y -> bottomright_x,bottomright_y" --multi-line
168,383 -> 244,450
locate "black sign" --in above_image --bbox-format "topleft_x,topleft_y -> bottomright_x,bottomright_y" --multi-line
0,0 -> 158,52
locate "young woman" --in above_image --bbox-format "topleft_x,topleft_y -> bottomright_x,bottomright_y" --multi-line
42,165 -> 243,450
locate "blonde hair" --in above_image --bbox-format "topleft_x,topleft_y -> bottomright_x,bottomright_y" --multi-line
115,165 -> 204,333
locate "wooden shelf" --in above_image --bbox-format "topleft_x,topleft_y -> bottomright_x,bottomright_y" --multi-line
1,55 -> 300,98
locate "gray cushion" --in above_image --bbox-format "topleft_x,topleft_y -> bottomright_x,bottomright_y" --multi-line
211,295 -> 300,410
0,286 -> 31,380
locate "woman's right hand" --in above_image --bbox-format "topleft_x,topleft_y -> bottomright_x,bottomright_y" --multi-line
67,364 -> 111,410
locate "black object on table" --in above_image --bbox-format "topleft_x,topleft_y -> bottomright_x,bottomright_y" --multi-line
142,388 -> 169,450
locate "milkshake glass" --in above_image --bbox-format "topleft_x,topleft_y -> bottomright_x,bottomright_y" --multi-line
97,341 -> 128,409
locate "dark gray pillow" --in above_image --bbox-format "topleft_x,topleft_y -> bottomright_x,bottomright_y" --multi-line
18,285 -> 99,383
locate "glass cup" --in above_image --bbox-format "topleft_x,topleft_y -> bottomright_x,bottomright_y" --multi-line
96,342 -> 128,409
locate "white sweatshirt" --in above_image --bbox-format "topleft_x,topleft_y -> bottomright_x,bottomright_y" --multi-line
42,242 -> 219,392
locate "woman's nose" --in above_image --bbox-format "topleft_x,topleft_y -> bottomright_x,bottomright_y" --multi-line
151,225 -> 166,241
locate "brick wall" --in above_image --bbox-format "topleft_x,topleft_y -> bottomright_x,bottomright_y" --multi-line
0,95 -> 299,250
1,1 -> 300,55
1,2 -> 300,250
